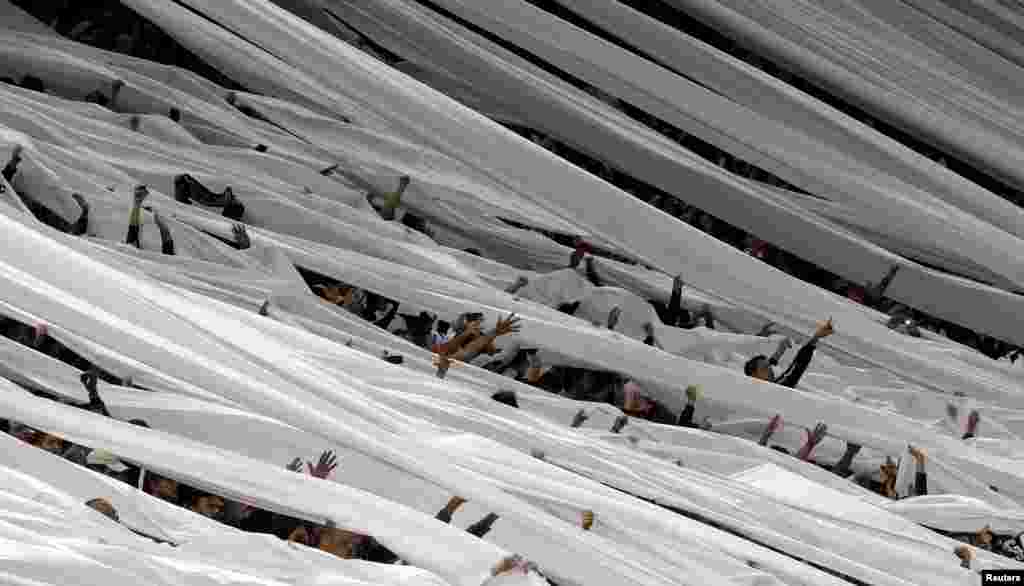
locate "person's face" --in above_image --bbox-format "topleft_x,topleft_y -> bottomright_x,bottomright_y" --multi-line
978,528 -> 994,546
751,362 -> 774,382
35,434 -> 64,455
88,499 -> 119,522
465,319 -> 483,336
193,496 -> 225,519
319,527 -> 359,559
151,478 -> 178,502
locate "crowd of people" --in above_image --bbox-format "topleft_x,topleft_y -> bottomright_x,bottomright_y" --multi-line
2,0 -> 1023,579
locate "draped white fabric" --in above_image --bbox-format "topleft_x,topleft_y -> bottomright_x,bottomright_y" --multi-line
0,2 -> 1023,585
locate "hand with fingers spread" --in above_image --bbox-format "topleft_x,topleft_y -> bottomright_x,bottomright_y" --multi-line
494,313 -> 521,337
232,224 -> 251,249
308,450 -> 338,479
797,423 -> 828,461
286,458 -> 303,473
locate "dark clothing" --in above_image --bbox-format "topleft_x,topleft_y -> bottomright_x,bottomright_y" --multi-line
126,223 -> 141,248
927,528 -> 1024,563
359,504 -> 498,564
678,402 -> 697,428
774,341 -> 817,388
865,472 -> 927,499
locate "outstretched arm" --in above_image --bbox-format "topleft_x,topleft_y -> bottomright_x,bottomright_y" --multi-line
154,212 -> 175,256
3,145 -> 23,182
70,194 -> 90,236
126,186 -> 148,248
80,369 -> 111,417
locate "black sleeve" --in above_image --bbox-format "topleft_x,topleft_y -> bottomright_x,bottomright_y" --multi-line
160,231 -> 175,256
678,403 -> 696,428
584,259 -> 603,287
667,287 -> 682,327
2,161 -> 17,182
83,391 -> 111,418
374,303 -> 399,329
358,538 -> 400,564
126,224 -> 141,248
71,207 -> 89,236
435,505 -> 454,524
776,341 -> 817,388
222,201 -> 245,221
914,472 -> 928,497
466,513 -> 499,538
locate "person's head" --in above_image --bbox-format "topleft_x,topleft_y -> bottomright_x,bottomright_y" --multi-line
436,321 -> 450,336
491,391 -> 519,409
86,498 -> 119,522
190,492 -> 225,520
86,449 -> 130,477
886,313 -> 921,337
169,108 -> 182,122
133,184 -> 149,200
318,526 -> 360,558
32,432 -> 65,455
147,475 -> 179,503
623,385 -> 654,418
977,526 -> 994,547
19,75 -> 45,93
744,356 -> 773,381
456,312 -> 484,336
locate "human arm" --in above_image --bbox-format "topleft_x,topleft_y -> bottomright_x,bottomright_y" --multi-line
796,423 -> 828,461
666,275 -> 683,327
3,145 -> 23,182
769,338 -> 792,366
777,319 -> 833,388
758,414 -> 783,446
231,224 -> 251,250
126,186 -> 147,248
583,257 -> 603,287
570,409 -> 589,428
374,301 -> 400,329
79,369 -> 111,417
70,194 -> 90,236
910,446 -> 927,496
833,442 -> 861,477
435,496 -> 466,524
866,266 -> 900,306
153,212 -> 175,256
504,276 -> 529,295
466,513 -> 499,538
642,322 -> 662,349
606,306 -> 621,330
452,314 -> 521,362
677,385 -> 701,428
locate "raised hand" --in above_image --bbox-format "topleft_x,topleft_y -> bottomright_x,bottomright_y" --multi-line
71,193 -> 90,211
759,414 -> 783,446
308,450 -> 339,479
80,369 -> 99,395
908,445 -> 926,465
606,306 -> 621,330
153,211 -> 169,231
581,510 -> 595,531
797,423 -> 828,461
813,318 -> 835,340
286,457 -> 303,473
570,409 -> 589,428
494,313 -> 521,337
232,224 -> 250,249
133,185 -> 149,206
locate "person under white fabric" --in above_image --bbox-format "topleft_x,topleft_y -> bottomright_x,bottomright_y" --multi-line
744,318 -> 834,388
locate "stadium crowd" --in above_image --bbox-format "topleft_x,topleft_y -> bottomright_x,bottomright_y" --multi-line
1,0 -> 1023,581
